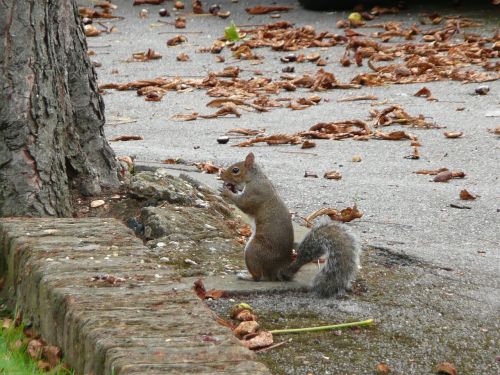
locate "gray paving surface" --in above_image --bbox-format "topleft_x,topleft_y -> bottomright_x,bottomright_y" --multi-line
91,0 -> 498,295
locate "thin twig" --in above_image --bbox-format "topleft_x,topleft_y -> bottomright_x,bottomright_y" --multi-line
254,341 -> 288,353
158,30 -> 204,34
277,150 -> 318,156
269,319 -> 374,335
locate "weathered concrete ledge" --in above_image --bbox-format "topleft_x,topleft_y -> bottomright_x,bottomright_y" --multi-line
0,218 -> 270,375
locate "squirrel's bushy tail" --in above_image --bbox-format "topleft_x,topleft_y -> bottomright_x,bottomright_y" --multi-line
279,218 -> 361,298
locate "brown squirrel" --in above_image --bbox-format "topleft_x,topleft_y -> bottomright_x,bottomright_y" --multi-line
221,152 -> 361,297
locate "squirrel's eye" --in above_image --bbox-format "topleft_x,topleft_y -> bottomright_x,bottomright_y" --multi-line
232,167 -> 240,174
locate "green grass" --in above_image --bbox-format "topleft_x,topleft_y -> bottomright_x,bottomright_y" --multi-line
0,318 -> 72,375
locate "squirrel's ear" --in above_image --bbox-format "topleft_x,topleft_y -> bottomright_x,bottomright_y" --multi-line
244,152 -> 255,168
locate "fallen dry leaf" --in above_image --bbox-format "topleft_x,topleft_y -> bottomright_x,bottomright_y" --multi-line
129,49 -> 162,62
236,134 -> 302,147
415,168 -> 449,175
433,170 -> 465,182
177,52 -> 190,61
167,35 -> 187,46
301,140 -> 316,149
110,135 -> 143,142
37,361 -> 51,372
459,189 -> 476,200
27,339 -> 44,360
246,6 -> 290,14
487,127 -> 500,135
433,171 -> 453,182
414,87 -> 432,97
195,161 -> 221,174
192,0 -> 203,13
305,206 -> 362,225
337,95 -> 378,102
133,0 -> 165,4
227,128 -> 265,136
43,346 -> 62,368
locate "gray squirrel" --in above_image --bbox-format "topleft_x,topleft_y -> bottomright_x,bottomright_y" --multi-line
221,152 -> 361,297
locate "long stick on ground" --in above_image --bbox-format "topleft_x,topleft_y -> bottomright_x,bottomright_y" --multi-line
269,319 -> 374,335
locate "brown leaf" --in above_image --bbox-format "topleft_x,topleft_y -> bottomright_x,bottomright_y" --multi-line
192,0 -> 204,13
110,135 -> 143,142
332,205 -> 363,222
435,362 -> 457,375
214,66 -> 240,78
2,318 -> 13,330
193,279 -> 206,299
374,130 -> 415,141
207,98 -> 245,107
246,6 -> 290,14
324,171 -> 342,180
305,206 -> 362,225
167,35 -> 187,46
414,87 -> 432,97
177,52 -> 190,61
205,289 -> 225,299
415,168 -> 449,175
43,346 -> 62,368
444,131 -> 463,138
199,105 -> 241,119
459,189 -> 476,200
433,171 -> 453,182
133,0 -> 165,4
404,146 -> 420,159
227,128 -> 265,136
37,360 -> 51,372
337,95 -> 378,102
27,339 -> 44,360
236,134 -> 302,147
171,113 -> 199,121
216,316 -> 237,329
301,140 -> 316,149
195,161 -> 221,174
487,127 -> 500,135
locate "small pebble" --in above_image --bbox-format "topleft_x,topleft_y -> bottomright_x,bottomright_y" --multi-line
217,136 -> 229,144
159,8 -> 170,17
475,85 -> 489,95
90,199 -> 105,208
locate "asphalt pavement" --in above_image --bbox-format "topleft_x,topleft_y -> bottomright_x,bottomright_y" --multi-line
80,0 -> 500,372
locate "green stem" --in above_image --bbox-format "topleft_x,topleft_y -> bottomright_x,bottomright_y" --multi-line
269,319 -> 374,335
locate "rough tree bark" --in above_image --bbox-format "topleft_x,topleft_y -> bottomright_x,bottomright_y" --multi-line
0,0 -> 119,217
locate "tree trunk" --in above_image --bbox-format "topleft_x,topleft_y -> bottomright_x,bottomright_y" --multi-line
0,0 -> 119,217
